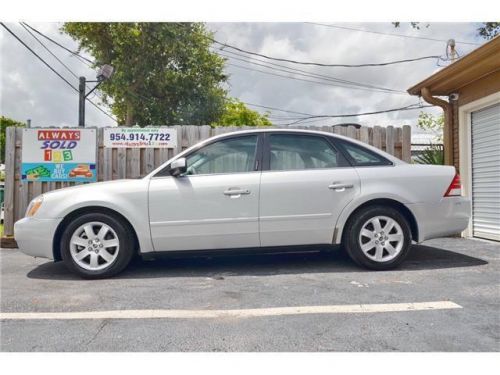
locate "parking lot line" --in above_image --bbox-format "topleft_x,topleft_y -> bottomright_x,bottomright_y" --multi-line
0,301 -> 462,320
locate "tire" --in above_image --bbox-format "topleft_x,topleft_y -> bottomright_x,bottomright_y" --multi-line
60,212 -> 135,279
342,205 -> 412,270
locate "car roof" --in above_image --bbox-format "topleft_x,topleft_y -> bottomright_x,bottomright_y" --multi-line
208,128 -> 403,165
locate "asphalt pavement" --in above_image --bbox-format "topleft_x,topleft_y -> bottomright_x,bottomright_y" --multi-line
1,237 -> 499,351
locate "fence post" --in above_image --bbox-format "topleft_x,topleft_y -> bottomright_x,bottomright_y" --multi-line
386,125 -> 395,155
402,125 -> 412,162
3,127 -> 16,237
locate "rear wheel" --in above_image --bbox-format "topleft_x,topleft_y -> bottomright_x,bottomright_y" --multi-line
343,205 -> 411,270
60,212 -> 135,279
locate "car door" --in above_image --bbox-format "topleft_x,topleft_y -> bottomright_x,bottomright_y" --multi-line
259,133 -> 360,247
148,134 -> 262,251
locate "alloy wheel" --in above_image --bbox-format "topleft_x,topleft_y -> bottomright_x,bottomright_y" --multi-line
69,221 -> 120,271
358,215 -> 404,262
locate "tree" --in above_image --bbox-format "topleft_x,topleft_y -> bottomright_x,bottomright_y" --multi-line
393,22 -> 500,40
215,99 -> 272,126
1,116 -> 25,164
62,23 -> 228,126
417,111 -> 444,142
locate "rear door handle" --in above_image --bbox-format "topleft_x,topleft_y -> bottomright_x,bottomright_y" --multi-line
224,188 -> 251,196
328,183 -> 354,190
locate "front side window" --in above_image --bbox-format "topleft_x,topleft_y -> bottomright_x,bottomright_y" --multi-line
184,135 -> 258,175
336,139 -> 392,166
269,134 -> 340,171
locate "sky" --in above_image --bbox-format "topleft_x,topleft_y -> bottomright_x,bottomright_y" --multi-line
0,22 -> 486,137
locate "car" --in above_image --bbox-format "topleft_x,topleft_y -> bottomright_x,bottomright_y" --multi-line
68,164 -> 93,178
14,129 -> 471,278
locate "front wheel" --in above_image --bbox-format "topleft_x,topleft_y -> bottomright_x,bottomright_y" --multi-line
60,212 -> 135,279
343,205 -> 412,270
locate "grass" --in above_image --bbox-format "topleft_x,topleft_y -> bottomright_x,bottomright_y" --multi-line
0,223 -> 3,236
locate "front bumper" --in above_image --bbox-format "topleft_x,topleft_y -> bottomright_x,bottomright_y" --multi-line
407,196 -> 471,243
14,217 -> 62,260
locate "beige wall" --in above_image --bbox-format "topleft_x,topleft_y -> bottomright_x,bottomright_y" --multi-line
450,69 -> 500,169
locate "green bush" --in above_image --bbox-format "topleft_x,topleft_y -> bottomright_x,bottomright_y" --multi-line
415,144 -> 444,165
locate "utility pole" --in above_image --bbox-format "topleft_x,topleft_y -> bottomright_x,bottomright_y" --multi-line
78,77 -> 86,127
77,65 -> 114,128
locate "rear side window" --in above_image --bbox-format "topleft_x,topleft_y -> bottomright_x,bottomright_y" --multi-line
335,139 -> 392,166
269,134 -> 342,171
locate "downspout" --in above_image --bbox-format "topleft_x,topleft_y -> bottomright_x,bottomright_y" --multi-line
421,87 -> 454,166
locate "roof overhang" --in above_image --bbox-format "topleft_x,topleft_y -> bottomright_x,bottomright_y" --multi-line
408,36 -> 500,96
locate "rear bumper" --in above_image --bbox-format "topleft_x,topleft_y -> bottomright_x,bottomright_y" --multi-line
407,196 -> 471,242
14,217 -> 62,260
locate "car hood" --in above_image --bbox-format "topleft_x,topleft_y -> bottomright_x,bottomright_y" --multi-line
42,179 -> 143,197
33,178 -> 150,219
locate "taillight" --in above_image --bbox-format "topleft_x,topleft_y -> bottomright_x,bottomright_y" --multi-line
444,173 -> 462,197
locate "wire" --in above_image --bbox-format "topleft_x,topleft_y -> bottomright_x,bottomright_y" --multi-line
282,103 -> 435,126
21,22 -> 95,66
242,102 -> 316,117
216,48 -> 405,93
173,22 -> 443,67
2,23 -> 79,92
210,38 -> 441,68
1,23 -> 116,123
243,102 -> 436,126
19,22 -> 99,97
226,62 -> 408,95
20,22 -> 80,80
306,23 -> 482,46
215,49 -> 406,94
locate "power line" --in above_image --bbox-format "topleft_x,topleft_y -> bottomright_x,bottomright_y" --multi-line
1,23 -> 116,123
243,101 -> 435,125
2,23 -> 80,93
22,22 -> 95,66
216,48 -> 405,93
282,103 -> 434,126
19,22 -> 99,99
306,22 -> 482,46
210,38 -> 442,68
20,22 -> 80,80
215,50 -> 406,95
174,22 -> 444,67
242,102 -> 316,117
227,62 -> 408,95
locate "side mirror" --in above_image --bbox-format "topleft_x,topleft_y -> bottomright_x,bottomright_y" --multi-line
169,157 -> 187,177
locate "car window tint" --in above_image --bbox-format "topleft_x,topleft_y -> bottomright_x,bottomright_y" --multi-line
185,135 -> 258,175
337,140 -> 392,166
269,134 -> 339,171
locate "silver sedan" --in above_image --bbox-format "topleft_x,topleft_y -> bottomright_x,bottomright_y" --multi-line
14,129 -> 471,278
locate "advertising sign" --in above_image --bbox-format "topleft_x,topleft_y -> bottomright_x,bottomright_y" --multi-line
103,127 -> 177,148
21,128 -> 97,182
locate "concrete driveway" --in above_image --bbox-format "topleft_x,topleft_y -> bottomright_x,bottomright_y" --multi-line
1,237 -> 499,351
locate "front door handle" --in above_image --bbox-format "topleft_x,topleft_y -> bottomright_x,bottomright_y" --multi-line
224,188 -> 251,196
328,183 -> 354,190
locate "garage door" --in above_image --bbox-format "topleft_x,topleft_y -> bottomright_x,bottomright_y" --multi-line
471,103 -> 500,241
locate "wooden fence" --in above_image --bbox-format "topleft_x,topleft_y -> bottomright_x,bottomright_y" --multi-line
2,124 -> 411,238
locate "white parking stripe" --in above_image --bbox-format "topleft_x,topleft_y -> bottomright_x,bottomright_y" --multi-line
0,301 -> 461,320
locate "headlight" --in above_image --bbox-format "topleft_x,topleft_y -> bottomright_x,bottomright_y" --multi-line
26,195 -> 43,217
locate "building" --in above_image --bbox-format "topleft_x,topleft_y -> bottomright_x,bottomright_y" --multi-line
408,36 -> 500,242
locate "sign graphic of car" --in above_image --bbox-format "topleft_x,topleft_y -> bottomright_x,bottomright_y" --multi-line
69,164 -> 93,178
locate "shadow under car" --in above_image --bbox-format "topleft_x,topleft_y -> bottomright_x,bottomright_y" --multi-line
26,243 -> 488,281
